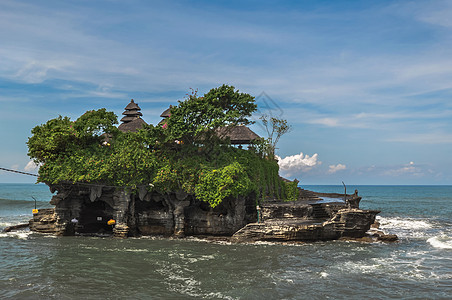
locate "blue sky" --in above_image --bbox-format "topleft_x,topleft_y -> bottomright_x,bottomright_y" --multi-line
1,0 -> 451,184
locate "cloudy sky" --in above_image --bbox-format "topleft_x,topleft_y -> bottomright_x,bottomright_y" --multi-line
1,0 -> 451,185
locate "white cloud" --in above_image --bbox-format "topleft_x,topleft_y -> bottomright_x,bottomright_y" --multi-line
328,164 -> 347,174
413,0 -> 452,28
308,118 -> 340,127
24,160 -> 40,172
382,162 -> 424,177
276,152 -> 321,177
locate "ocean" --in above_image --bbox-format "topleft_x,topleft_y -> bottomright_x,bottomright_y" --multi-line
0,183 -> 451,299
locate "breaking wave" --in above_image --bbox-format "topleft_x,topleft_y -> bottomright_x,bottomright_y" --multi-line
0,230 -> 32,240
427,235 -> 452,249
376,216 -> 437,239
377,216 -> 433,230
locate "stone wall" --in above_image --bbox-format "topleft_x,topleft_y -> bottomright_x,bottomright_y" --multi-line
31,184 -> 257,238
260,203 -> 313,220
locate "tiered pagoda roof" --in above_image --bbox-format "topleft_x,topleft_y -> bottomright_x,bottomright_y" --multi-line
118,99 -> 147,132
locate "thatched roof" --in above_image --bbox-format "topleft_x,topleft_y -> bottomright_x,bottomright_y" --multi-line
120,116 -> 138,123
215,125 -> 260,144
122,110 -> 143,116
118,99 -> 147,131
118,118 -> 147,132
124,99 -> 140,110
160,105 -> 173,118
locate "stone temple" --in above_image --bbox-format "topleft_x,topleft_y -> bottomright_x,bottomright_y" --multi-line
27,99 -> 386,242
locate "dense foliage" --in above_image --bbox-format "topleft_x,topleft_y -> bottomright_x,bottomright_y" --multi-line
28,85 -> 295,207
165,85 -> 257,146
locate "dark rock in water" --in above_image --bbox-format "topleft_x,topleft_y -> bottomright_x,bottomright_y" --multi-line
230,189 -> 384,243
231,207 -> 380,242
331,209 -> 380,238
371,221 -> 380,229
370,230 -> 399,243
377,234 -> 398,242
339,235 -> 375,243
29,208 -> 59,234
2,223 -> 29,233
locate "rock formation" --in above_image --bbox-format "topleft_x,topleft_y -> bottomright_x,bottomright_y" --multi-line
231,203 -> 380,243
29,184 -> 257,238
28,183 -> 388,243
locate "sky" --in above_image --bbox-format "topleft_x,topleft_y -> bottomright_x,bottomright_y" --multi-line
1,0 -> 452,185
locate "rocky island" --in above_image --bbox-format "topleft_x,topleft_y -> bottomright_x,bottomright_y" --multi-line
24,85 -> 394,242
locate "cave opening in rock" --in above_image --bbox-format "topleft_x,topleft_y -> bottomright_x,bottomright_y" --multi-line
78,200 -> 115,234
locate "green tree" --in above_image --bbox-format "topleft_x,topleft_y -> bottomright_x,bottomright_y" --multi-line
27,86 -> 294,206
259,114 -> 291,158
27,116 -> 77,163
166,85 -> 257,145
73,108 -> 119,142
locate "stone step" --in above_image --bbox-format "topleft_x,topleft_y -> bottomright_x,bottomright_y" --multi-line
311,204 -> 330,219
113,224 -> 129,238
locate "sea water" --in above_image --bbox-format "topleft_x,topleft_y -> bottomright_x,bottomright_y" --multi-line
0,183 -> 451,299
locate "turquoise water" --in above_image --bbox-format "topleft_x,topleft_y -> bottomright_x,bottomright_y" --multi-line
1,184 -> 451,299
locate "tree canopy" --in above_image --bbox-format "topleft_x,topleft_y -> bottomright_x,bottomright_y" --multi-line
27,85 -> 295,207
165,85 -> 257,145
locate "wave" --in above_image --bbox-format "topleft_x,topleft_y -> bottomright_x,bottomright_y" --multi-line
0,221 -> 14,229
375,216 -> 446,240
0,215 -> 32,229
427,235 -> 452,249
155,261 -> 234,299
377,216 -> 433,230
377,216 -> 452,250
0,230 -> 32,240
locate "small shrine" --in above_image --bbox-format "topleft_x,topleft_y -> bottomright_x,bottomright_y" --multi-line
215,125 -> 260,145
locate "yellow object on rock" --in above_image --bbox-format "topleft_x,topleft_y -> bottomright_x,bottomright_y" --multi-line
107,219 -> 116,225
32,209 -> 39,214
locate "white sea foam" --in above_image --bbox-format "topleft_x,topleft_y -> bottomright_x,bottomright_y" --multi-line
0,230 -> 32,240
0,221 -> 13,228
319,272 -> 329,278
340,261 -> 383,274
377,216 -> 433,230
337,256 -> 427,281
183,236 -> 235,246
427,235 -> 452,249
123,248 -> 149,253
376,216 -> 436,239
43,234 -> 57,238
155,261 -> 235,300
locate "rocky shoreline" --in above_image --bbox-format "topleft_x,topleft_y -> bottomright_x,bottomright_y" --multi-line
5,184 -> 398,243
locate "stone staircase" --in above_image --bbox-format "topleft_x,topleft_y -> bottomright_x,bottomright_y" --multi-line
113,223 -> 129,238
311,204 -> 330,220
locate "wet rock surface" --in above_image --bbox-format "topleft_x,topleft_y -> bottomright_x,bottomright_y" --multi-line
29,208 -> 59,234
231,207 -> 380,242
30,184 -> 257,238
29,184 -> 394,243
